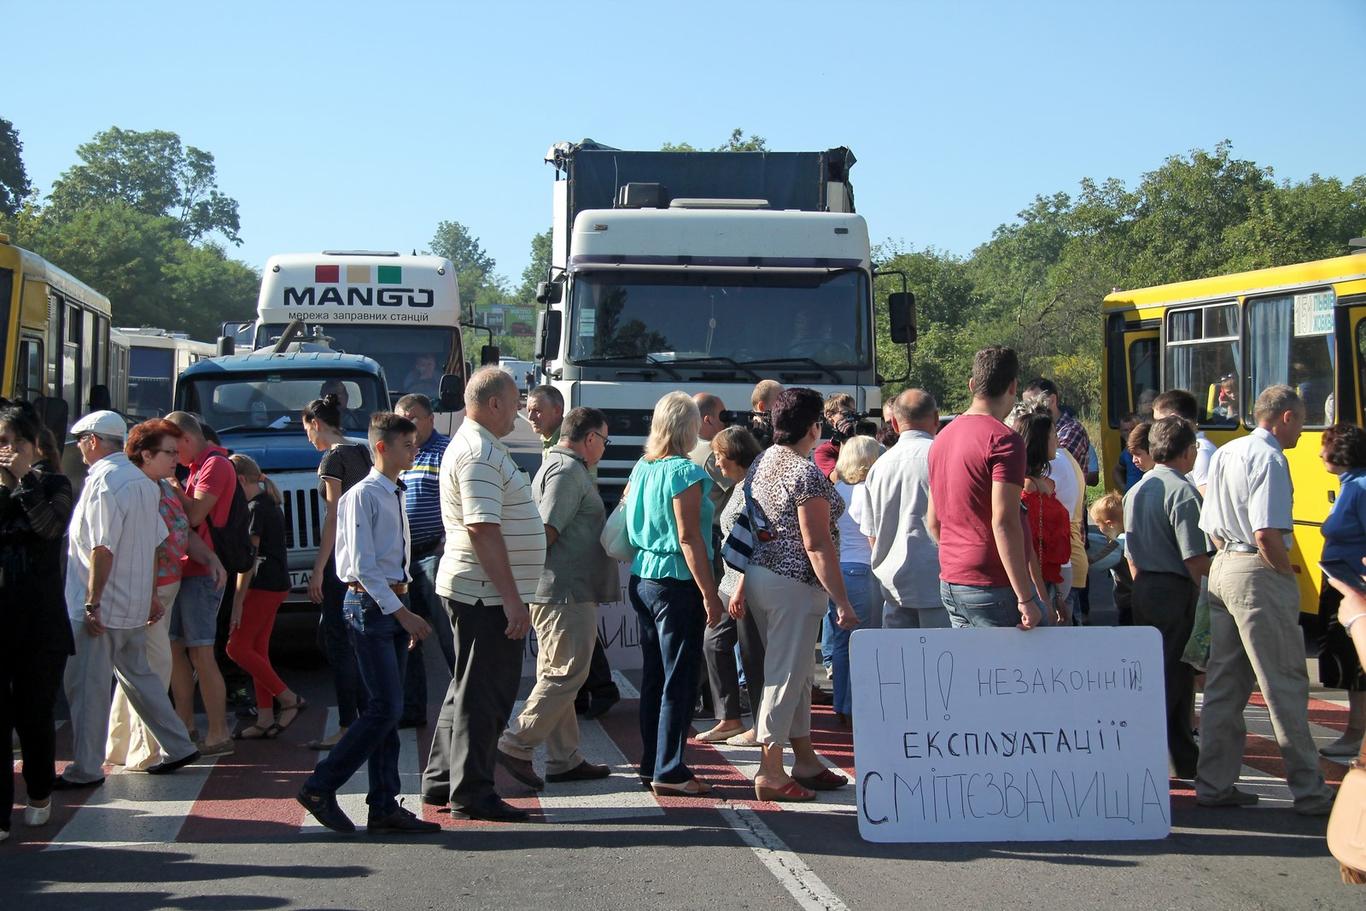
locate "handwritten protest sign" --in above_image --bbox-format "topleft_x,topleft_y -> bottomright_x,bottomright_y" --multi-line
523,563 -> 641,675
852,627 -> 1169,842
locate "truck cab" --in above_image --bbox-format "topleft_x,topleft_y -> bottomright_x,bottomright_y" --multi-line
174,349 -> 389,603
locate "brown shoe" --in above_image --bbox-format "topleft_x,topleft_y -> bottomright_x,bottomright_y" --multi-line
547,761 -> 611,783
496,749 -> 545,791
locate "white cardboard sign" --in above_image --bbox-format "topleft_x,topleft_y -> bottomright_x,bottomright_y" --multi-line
851,627 -> 1170,842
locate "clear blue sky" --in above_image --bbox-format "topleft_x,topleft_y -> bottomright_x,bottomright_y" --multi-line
11,0 -> 1365,287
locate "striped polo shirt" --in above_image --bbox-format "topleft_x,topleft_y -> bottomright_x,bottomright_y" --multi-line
436,418 -> 546,606
401,430 -> 449,547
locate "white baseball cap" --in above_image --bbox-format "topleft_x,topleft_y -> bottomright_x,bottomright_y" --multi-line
70,410 -> 128,441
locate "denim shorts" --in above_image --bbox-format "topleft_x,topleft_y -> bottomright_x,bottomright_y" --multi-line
169,573 -> 225,646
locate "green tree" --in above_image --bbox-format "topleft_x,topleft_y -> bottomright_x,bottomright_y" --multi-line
47,127 -> 242,244
429,219 -> 498,307
0,118 -> 31,218
660,128 -> 768,153
518,228 -> 552,300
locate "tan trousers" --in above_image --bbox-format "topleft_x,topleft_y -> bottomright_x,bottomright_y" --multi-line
1195,552 -> 1332,807
107,582 -> 179,770
744,565 -> 827,745
498,601 -> 598,774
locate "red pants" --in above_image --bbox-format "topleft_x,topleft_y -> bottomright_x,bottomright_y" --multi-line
226,589 -> 288,709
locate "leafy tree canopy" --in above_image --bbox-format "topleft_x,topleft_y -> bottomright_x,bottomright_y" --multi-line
47,127 -> 242,245
0,118 -> 31,218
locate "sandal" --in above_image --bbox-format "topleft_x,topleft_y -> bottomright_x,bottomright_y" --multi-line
755,780 -> 816,802
651,778 -> 712,796
793,768 -> 848,791
694,724 -> 746,744
275,697 -> 307,732
233,724 -> 276,741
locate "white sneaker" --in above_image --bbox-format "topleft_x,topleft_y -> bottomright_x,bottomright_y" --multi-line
24,802 -> 51,827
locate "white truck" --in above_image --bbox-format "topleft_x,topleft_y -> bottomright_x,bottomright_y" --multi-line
223,250 -> 475,434
533,141 -> 914,498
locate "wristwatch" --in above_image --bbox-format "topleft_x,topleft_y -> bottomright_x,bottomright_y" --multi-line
84,602 -> 100,615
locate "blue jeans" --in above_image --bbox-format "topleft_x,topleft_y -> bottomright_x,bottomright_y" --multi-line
941,581 -> 1048,629
402,552 -> 454,719
307,591 -> 409,814
630,575 -> 705,784
826,563 -> 877,716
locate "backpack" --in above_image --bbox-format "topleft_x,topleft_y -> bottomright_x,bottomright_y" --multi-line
202,452 -> 256,574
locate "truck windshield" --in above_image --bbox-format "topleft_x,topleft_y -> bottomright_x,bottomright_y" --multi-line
179,372 -> 385,435
568,270 -> 869,368
258,324 -> 457,399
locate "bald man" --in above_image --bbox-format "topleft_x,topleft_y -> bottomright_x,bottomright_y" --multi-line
859,389 -> 948,628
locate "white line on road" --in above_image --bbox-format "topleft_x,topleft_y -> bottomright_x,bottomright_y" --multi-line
717,804 -> 850,911
612,669 -> 640,700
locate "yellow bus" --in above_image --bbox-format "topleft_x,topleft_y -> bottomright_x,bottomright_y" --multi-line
1102,251 -> 1366,617
0,233 -> 124,427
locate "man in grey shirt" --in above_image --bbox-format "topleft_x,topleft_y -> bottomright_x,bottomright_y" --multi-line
860,389 -> 947,628
497,407 -> 617,789
1123,416 -> 1210,780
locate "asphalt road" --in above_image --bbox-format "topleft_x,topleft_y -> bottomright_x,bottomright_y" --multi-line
5,638 -> 1362,911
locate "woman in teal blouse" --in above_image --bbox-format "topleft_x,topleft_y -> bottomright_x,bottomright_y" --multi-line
626,391 -> 725,795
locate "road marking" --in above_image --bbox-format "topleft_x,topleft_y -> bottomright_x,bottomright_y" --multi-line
532,709 -> 663,823
45,756 -> 215,850
612,669 -> 639,700
717,804 -> 850,911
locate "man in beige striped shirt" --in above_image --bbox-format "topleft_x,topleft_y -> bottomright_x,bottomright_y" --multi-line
422,367 -> 546,822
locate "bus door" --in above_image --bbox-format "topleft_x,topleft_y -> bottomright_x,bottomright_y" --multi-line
1104,313 -> 1159,488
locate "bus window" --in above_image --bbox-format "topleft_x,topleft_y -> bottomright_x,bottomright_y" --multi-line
62,302 -> 81,419
1247,290 -> 1335,427
0,268 -> 12,390
1166,302 -> 1241,427
14,338 -> 40,401
1130,337 -> 1159,419
81,309 -> 95,411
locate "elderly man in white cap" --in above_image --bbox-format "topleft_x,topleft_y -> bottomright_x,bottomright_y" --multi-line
53,411 -> 199,790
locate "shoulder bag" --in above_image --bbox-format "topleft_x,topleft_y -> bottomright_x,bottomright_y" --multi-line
721,455 -> 773,573
1328,739 -> 1366,884
600,478 -> 636,563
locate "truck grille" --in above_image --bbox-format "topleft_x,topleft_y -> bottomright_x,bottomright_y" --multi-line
280,482 -> 323,551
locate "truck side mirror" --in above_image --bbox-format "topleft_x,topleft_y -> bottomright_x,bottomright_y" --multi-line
535,280 -> 562,305
888,292 -> 917,344
216,336 -> 235,357
480,344 -> 500,366
535,309 -> 562,361
437,374 -> 466,412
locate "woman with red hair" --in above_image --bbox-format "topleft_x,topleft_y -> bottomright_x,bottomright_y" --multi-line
106,419 -> 226,770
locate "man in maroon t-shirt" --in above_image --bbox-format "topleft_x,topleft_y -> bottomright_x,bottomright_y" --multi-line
926,346 -> 1045,629
165,411 -> 235,753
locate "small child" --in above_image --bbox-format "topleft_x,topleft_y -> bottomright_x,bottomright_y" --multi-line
1088,493 -> 1133,625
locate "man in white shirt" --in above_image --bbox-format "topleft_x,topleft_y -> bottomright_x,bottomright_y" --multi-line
423,368 -> 546,823
55,411 -> 199,789
1196,385 -> 1335,815
299,412 -> 436,835
1152,389 -> 1218,493
861,389 -> 947,628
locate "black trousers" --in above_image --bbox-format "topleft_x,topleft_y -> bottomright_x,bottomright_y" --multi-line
1132,570 -> 1200,778
577,637 -> 620,706
422,597 -> 523,807
1,646 -> 68,827
703,609 -> 766,721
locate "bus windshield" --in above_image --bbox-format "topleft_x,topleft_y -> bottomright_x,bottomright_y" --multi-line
179,371 -> 385,435
258,324 -> 457,399
568,269 -> 870,369
127,347 -> 174,419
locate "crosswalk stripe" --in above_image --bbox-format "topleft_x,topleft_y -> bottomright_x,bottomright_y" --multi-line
15,693 -> 1352,846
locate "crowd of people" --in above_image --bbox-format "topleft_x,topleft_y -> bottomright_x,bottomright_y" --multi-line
2,345 -> 1364,854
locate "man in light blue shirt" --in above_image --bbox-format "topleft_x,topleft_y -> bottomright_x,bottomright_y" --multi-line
299,412 -> 436,835
1196,385 -> 1334,815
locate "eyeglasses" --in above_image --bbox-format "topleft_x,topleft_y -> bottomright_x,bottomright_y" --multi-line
589,430 -> 611,446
